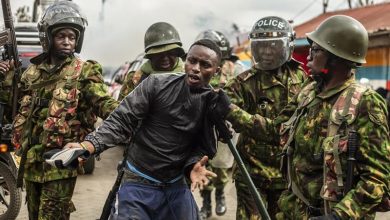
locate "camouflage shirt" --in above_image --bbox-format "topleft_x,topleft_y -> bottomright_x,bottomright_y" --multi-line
13,55 -> 118,183
281,77 -> 390,219
225,60 -> 306,189
118,58 -> 184,100
209,60 -> 245,88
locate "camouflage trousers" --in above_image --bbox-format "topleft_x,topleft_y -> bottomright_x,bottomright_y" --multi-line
25,177 -> 77,220
203,165 -> 229,191
276,190 -> 376,220
235,180 -> 284,220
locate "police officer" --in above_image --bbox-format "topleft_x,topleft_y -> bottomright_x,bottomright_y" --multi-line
8,2 -> 118,219
275,15 -> 390,220
223,16 -> 307,219
195,29 -> 244,219
118,22 -> 185,100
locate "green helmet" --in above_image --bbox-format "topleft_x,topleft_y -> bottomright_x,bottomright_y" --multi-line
144,22 -> 184,57
38,1 -> 88,53
195,30 -> 231,60
306,15 -> 368,64
249,16 -> 295,70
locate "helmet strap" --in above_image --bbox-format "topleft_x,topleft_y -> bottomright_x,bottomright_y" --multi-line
49,47 -> 74,65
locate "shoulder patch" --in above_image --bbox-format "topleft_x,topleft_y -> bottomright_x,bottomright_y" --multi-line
362,88 -> 388,126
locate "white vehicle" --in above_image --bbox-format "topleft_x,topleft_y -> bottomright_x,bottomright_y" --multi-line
103,53 -> 147,100
14,22 -> 42,71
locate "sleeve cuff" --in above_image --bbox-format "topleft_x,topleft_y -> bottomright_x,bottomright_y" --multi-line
84,133 -> 104,155
184,155 -> 202,178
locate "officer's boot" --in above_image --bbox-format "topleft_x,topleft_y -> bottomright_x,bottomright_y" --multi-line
199,190 -> 212,220
215,188 -> 227,216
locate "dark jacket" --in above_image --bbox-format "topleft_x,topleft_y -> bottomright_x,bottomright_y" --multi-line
87,73 -> 216,182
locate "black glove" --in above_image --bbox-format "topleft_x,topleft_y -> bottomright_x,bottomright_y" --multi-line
309,212 -> 341,220
207,89 -> 232,142
209,89 -> 231,120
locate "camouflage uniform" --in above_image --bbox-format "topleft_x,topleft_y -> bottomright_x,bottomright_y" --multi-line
275,77 -> 390,220
225,60 -> 306,219
118,58 -> 184,101
12,56 -> 118,219
209,60 -> 242,88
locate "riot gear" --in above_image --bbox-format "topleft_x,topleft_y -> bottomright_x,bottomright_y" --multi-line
249,16 -> 295,70
38,1 -> 88,53
195,30 -> 231,60
306,15 -> 368,65
144,22 -> 185,57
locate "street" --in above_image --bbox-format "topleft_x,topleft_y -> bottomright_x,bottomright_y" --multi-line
15,147 -> 236,220
15,146 -> 388,220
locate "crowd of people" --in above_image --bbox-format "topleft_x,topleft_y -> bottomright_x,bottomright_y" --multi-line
0,1 -> 389,220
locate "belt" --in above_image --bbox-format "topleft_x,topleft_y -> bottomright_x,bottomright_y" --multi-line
125,161 -> 185,186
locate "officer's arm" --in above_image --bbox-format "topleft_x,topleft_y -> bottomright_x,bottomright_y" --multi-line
227,103 -> 296,142
83,75 -> 155,154
224,77 -> 297,143
118,71 -> 135,101
333,92 -> 390,219
80,61 -> 119,119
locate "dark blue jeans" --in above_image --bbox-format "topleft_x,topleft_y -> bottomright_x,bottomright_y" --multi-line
116,181 -> 198,220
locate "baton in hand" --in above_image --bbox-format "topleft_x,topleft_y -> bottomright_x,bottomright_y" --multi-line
211,113 -> 271,220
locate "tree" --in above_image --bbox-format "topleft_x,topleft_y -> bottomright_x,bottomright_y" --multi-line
348,0 -> 374,8
324,0 -> 375,13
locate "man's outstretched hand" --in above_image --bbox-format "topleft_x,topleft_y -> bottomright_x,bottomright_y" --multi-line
190,156 -> 217,192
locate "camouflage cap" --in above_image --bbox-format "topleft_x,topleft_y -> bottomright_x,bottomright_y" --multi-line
144,43 -> 185,58
306,15 -> 368,64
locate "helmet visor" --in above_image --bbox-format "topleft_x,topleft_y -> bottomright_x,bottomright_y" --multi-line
250,37 -> 289,70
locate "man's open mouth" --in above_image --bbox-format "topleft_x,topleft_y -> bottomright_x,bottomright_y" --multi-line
188,74 -> 201,84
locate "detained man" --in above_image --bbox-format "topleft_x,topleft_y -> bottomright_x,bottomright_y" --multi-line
64,39 -> 231,220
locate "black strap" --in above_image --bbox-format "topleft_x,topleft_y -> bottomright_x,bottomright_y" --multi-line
307,205 -> 323,216
33,97 -> 50,107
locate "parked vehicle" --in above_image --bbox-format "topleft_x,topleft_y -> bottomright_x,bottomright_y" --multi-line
103,63 -> 129,100
14,22 -> 42,71
0,103 -> 21,220
103,53 -> 147,100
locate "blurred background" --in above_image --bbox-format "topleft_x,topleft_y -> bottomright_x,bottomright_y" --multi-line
3,0 -> 390,92
7,0 -> 335,66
